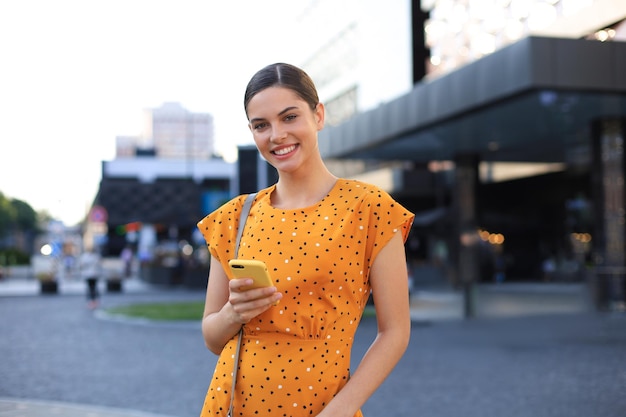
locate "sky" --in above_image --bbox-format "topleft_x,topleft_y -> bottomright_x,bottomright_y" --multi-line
0,0 -> 304,226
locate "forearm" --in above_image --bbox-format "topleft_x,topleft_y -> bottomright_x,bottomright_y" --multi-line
201,303 -> 243,355
320,326 -> 410,417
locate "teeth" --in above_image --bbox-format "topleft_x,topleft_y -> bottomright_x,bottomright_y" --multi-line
274,145 -> 296,156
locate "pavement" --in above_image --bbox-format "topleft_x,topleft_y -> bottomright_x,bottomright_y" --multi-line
0,265 -> 611,417
0,398 -> 178,417
0,266 -> 184,417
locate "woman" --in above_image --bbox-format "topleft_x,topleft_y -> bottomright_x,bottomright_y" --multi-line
197,63 -> 414,417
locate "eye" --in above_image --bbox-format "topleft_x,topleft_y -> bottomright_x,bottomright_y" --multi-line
284,114 -> 297,122
253,122 -> 269,130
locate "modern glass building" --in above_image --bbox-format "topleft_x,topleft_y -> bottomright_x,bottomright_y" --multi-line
317,1 -> 626,309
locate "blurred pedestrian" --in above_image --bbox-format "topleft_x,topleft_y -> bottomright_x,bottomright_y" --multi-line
542,255 -> 556,282
120,246 -> 133,277
79,247 -> 102,309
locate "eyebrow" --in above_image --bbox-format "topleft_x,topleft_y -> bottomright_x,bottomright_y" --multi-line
249,106 -> 299,124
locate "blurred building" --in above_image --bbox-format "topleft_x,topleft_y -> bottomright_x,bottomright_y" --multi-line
423,0 -> 626,78
294,0 -> 626,309
296,0 -> 414,127
86,1 -> 626,308
115,102 -> 215,160
92,103 -> 228,261
91,157 -> 235,258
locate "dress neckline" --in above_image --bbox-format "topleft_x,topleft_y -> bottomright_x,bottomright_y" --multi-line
263,179 -> 342,212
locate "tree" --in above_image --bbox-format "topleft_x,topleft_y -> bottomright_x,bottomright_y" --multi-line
0,192 -> 17,239
11,199 -> 38,232
0,193 -> 41,236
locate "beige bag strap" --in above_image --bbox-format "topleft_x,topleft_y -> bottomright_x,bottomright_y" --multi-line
234,193 -> 256,258
228,192 -> 256,417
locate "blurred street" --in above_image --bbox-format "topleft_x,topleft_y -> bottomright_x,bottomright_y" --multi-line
0,267 -> 625,417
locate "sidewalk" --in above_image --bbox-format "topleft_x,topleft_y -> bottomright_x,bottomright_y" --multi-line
0,398 -> 178,417
409,281 -> 593,322
0,270 -> 189,417
0,268 -> 594,417
0,274 -> 156,297
0,266 -> 592,321
0,268 -> 186,417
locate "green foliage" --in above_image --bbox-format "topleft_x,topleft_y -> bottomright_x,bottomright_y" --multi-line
0,248 -> 30,265
0,191 -> 44,240
0,192 -> 16,238
11,199 -> 38,231
105,301 -> 205,321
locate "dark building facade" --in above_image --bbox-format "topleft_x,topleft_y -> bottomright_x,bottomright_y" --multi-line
319,36 -> 626,310
92,158 -> 235,258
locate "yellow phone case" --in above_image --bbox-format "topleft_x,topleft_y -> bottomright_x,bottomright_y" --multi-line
228,259 -> 274,289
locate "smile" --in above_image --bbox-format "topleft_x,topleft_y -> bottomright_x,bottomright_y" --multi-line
272,144 -> 297,156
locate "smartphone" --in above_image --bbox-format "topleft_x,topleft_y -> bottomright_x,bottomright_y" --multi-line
228,259 -> 275,290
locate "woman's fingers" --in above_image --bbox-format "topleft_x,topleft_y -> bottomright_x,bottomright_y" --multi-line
228,278 -> 282,322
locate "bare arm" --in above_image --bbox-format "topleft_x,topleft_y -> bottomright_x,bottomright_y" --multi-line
201,256 -> 283,354
318,232 -> 411,417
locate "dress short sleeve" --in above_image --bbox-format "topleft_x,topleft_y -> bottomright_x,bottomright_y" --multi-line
196,194 -> 247,262
359,183 -> 414,268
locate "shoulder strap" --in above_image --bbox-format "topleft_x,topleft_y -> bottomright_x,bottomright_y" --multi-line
234,193 -> 256,259
228,192 -> 256,417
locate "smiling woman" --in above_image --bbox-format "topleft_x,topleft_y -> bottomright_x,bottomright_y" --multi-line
195,63 -> 415,417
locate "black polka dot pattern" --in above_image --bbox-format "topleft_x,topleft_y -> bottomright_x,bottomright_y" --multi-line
196,179 -> 414,416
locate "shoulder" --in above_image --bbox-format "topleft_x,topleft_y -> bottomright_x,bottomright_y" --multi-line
336,178 -> 414,226
198,195 -> 242,228
197,186 -> 272,229
334,179 -> 393,202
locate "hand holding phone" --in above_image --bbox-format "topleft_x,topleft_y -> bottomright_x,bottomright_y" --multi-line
228,259 -> 275,290
228,259 -> 279,305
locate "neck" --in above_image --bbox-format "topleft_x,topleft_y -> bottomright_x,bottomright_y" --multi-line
272,167 -> 337,209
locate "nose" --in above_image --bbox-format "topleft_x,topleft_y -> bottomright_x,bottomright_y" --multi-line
270,125 -> 287,143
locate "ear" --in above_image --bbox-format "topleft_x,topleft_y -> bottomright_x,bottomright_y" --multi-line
315,102 -> 325,131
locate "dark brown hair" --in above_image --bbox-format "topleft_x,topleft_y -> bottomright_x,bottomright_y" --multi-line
244,63 -> 319,118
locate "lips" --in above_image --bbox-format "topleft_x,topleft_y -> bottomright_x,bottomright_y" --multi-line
272,144 -> 297,156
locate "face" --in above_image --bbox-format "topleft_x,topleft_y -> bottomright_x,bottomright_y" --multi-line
247,86 -> 324,174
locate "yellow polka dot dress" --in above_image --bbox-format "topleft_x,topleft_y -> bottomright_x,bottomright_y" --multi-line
197,179 -> 414,417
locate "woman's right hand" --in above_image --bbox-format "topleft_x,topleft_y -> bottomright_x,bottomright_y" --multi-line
202,256 -> 282,354
227,278 -> 282,324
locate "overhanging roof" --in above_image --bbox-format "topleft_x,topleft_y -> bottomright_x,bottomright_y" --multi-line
319,36 -> 626,165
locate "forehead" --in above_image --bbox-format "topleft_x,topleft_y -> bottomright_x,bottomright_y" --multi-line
247,87 -> 305,116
